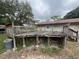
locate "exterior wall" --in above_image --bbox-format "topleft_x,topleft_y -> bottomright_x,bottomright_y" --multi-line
52,24 -> 78,36
52,25 -> 63,32
37,24 -> 79,36
37,25 -> 53,32
37,25 -> 63,32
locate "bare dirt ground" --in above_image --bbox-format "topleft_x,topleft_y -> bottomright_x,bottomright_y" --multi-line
0,45 -> 72,59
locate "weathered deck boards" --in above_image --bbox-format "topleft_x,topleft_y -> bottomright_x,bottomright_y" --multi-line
15,31 -> 65,38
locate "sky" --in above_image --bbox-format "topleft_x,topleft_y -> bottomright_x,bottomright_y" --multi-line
19,0 -> 79,20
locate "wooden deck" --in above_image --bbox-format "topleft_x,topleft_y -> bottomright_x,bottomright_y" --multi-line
13,31 -> 66,49
6,25 -> 74,50
15,31 -> 66,38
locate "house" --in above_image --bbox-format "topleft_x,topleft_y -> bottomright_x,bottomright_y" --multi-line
36,18 -> 79,37
5,18 -> 79,50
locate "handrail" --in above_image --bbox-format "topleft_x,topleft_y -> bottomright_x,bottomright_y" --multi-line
68,28 -> 78,34
68,28 -> 78,41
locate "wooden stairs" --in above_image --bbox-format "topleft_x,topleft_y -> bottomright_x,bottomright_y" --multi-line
63,26 -> 78,42
68,28 -> 78,41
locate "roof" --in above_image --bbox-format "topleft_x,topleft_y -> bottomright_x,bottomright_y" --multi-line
37,18 -> 79,26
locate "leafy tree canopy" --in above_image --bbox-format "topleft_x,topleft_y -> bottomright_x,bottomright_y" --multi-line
0,0 -> 34,25
64,7 -> 79,19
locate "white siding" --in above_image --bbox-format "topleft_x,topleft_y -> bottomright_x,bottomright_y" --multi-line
37,26 -> 53,32
53,25 -> 63,32
37,24 -> 79,36
37,25 -> 63,32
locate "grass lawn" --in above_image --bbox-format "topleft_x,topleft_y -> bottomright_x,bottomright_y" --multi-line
0,33 -> 7,54
42,46 -> 61,56
67,41 -> 79,59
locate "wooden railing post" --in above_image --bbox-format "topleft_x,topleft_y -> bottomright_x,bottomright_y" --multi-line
23,36 -> 26,48
64,36 -> 68,48
36,35 -> 40,48
48,36 -> 50,46
76,31 -> 78,42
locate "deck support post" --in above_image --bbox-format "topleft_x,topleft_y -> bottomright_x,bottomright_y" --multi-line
23,37 -> 26,48
12,22 -> 17,51
36,35 -> 39,48
36,35 -> 39,45
48,36 -> 50,46
13,37 -> 17,51
64,36 -> 67,48
76,31 -> 78,42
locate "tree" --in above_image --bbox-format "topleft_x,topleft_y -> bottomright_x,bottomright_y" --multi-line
51,16 -> 62,20
15,2 -> 34,25
64,7 -> 79,19
0,0 -> 18,25
0,0 -> 34,25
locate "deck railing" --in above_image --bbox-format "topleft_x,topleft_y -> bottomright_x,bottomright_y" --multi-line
6,26 -> 36,37
68,28 -> 78,41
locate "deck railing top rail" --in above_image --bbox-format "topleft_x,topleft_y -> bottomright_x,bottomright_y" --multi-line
68,28 -> 78,34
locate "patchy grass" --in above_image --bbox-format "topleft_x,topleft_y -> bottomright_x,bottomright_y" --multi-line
67,41 -> 79,59
68,55 -> 77,59
0,33 -> 7,54
42,46 -> 61,56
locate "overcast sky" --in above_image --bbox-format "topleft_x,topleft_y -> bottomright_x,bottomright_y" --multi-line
19,0 -> 79,19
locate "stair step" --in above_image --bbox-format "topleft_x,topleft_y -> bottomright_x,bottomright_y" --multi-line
69,36 -> 77,41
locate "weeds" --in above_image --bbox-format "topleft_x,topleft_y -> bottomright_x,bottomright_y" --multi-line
68,55 -> 77,59
42,46 -> 61,56
0,34 -> 7,54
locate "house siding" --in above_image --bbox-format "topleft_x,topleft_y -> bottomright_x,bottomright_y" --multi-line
37,25 -> 53,32
37,24 -> 79,36
52,25 -> 63,32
